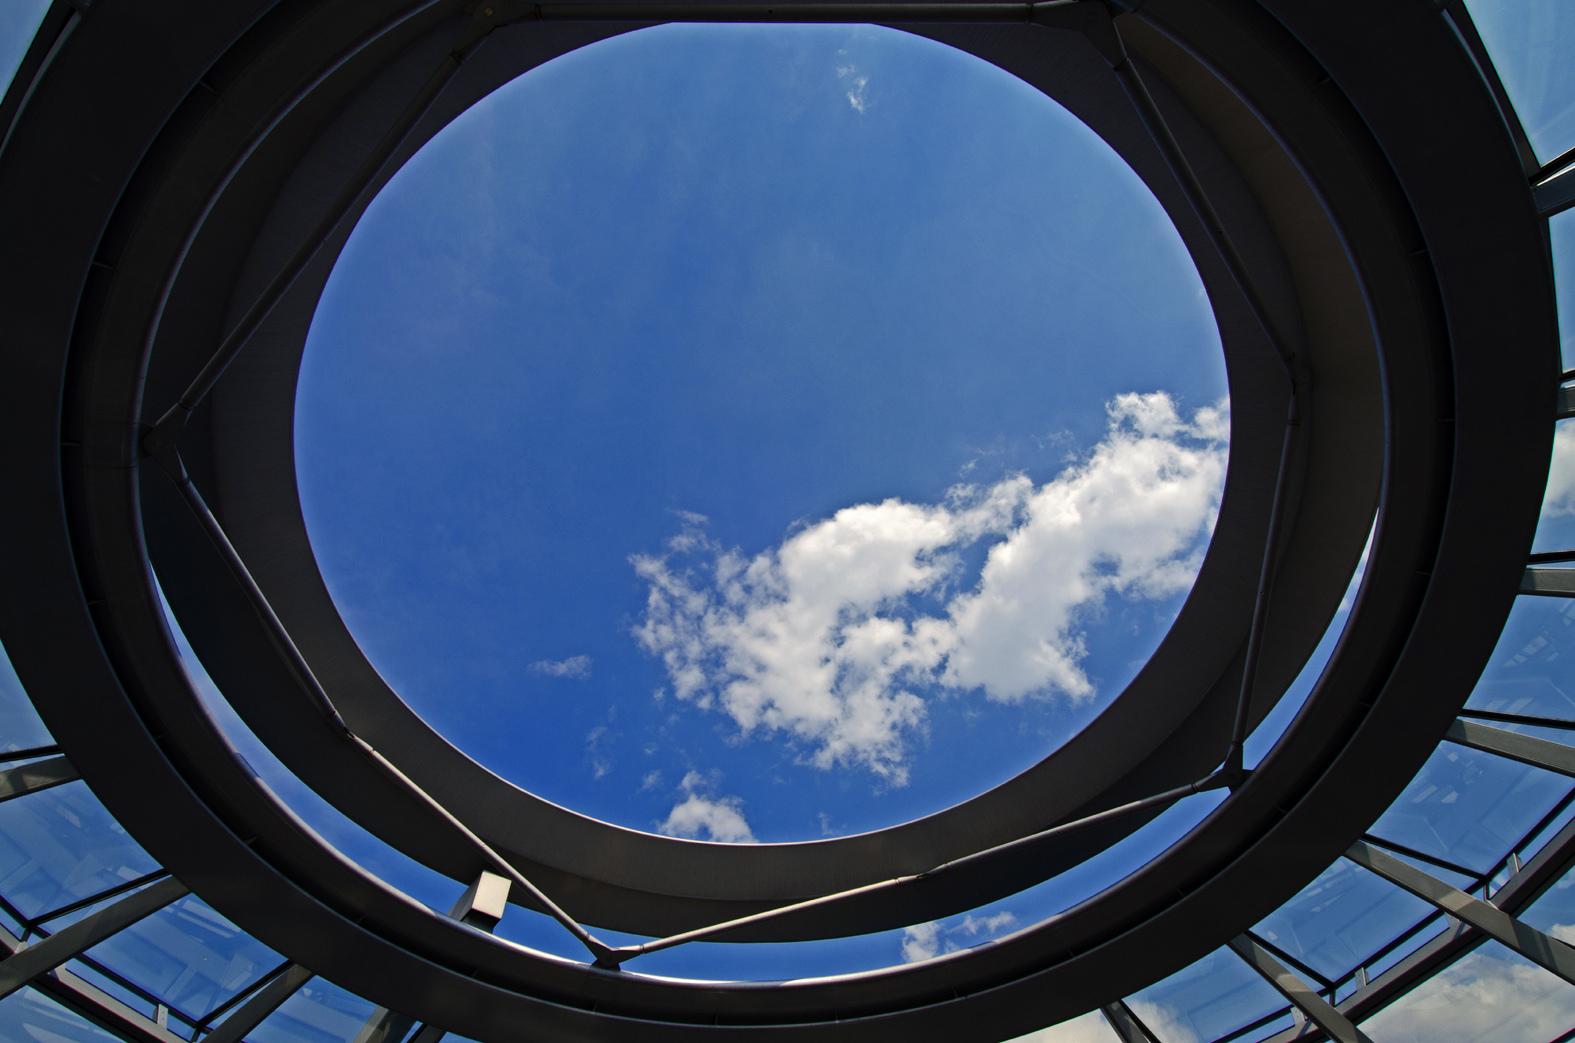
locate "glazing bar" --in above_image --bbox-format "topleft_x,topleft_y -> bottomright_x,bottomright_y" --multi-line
1347,840 -> 1575,987
0,876 -> 190,1002
201,964 -> 316,1043
0,754 -> 77,803
1445,718 -> 1575,778
1101,1001 -> 1159,1043
1228,935 -> 1374,1043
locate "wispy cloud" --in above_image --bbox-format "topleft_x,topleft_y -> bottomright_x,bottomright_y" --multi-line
1361,949 -> 1575,1043
529,655 -> 592,679
1007,1010 -> 1122,1042
900,909 -> 1019,962
631,392 -> 1228,783
658,771 -> 755,843
837,63 -> 870,113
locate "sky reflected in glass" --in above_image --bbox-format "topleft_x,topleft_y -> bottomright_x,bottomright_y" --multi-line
1252,857 -> 1435,984
1366,744 -> 1568,875
1463,0 -> 1575,163
0,782 -> 158,922
0,986 -> 122,1043
1361,940 -> 1575,1043
297,22 -> 1226,844
1466,595 -> 1575,720
0,0 -> 49,102
1126,946 -> 1286,1043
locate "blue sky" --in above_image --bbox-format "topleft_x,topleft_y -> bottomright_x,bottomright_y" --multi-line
296,23 -> 1228,852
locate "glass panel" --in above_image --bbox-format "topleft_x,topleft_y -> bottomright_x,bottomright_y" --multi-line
1537,421 -> 1575,554
1125,946 -> 1288,1043
247,979 -> 377,1043
1360,939 -> 1575,1043
1462,0 -> 1575,164
1366,743 -> 1569,875
60,959 -> 159,1022
1466,596 -> 1575,719
1513,861 -> 1575,945
0,781 -> 158,921
0,986 -> 124,1043
0,0 -> 50,102
1008,1009 -> 1122,1042
79,892 -> 283,1023
0,640 -> 53,754
1252,856 -> 1438,982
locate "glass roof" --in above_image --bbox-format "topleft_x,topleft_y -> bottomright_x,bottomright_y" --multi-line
3,4 -> 1575,1043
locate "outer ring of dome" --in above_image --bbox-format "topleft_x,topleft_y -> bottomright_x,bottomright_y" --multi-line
0,0 -> 1555,1040
123,3 -> 1359,937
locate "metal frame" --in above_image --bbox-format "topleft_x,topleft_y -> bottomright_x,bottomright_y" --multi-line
0,0 -> 1558,1040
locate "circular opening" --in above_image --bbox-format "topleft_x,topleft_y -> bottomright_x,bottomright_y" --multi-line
295,23 -> 1227,844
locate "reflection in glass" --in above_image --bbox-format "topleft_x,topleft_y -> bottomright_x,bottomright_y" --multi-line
1366,744 -> 1569,875
250,978 -> 377,1043
0,0 -> 50,102
0,782 -> 158,921
1463,0 -> 1575,163
1556,210 -> 1575,373
80,893 -> 283,1023
0,639 -> 53,753
0,986 -> 122,1043
1008,1009 -> 1122,1042
1360,940 -> 1575,1043
1467,596 -> 1575,720
1124,947 -> 1286,1043
1252,857 -> 1437,983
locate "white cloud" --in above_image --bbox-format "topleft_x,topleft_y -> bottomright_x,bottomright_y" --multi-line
901,922 -> 942,963
900,909 -> 1019,963
1545,423 -> 1575,517
1553,923 -> 1575,944
1360,948 -> 1575,1043
958,911 -> 1017,937
631,393 -> 1228,782
658,771 -> 755,843
1127,1001 -> 1196,1043
1005,1010 -> 1121,1043
837,63 -> 870,113
529,655 -> 592,679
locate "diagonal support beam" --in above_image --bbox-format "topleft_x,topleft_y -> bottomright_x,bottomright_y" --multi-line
0,875 -> 189,1001
1446,718 -> 1575,778
1348,840 -> 1575,985
1101,1000 -> 1159,1043
0,755 -> 78,803
1229,935 -> 1373,1043
352,872 -> 512,1043
201,963 -> 315,1043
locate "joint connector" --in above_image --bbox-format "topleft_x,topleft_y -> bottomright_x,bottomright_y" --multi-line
1029,1 -> 1125,67
142,407 -> 191,483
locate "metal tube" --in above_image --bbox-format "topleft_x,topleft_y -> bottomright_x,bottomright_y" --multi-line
607,772 -> 1227,960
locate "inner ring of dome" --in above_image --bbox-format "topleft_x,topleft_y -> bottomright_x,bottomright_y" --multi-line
293,22 -> 1228,844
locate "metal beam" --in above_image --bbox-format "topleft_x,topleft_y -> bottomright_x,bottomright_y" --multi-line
201,964 -> 314,1043
0,755 -> 78,802
1520,567 -> 1575,597
1229,935 -> 1373,1043
0,875 -> 188,1001
1446,718 -> 1575,778
1347,841 -> 1575,986
351,873 -> 511,1043
1101,1001 -> 1159,1043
